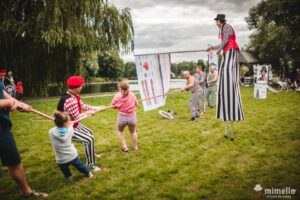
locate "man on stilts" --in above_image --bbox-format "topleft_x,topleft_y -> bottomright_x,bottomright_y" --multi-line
57,76 -> 104,171
207,14 -> 245,141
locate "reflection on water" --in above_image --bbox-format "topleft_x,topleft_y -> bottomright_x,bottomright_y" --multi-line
47,79 -> 186,96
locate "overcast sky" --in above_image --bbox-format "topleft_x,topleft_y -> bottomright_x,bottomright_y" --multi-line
109,0 -> 261,63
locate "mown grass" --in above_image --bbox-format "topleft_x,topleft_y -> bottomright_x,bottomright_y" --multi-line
0,87 -> 299,200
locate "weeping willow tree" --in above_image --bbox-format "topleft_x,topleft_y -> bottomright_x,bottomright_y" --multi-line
0,0 -> 134,96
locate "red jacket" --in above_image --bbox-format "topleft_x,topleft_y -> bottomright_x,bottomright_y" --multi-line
16,83 -> 23,94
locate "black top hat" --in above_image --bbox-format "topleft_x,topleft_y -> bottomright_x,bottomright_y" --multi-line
214,14 -> 226,21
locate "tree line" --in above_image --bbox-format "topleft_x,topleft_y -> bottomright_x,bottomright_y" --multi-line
246,0 -> 300,78
0,0 -> 134,96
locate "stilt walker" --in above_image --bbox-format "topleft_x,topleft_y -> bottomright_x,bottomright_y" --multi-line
208,14 -> 244,141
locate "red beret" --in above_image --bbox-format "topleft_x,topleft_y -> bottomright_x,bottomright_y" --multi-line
67,76 -> 85,87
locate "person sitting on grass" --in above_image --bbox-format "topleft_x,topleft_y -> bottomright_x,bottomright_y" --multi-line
111,80 -> 139,152
49,112 -> 93,181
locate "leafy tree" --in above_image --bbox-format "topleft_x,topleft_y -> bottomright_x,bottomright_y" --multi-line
245,0 -> 300,77
123,61 -> 137,79
171,59 -> 207,77
0,0 -> 134,96
240,64 -> 249,78
98,51 -> 124,80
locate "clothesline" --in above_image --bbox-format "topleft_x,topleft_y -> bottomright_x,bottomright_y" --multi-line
134,49 -> 209,56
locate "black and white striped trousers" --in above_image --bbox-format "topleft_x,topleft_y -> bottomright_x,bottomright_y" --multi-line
72,124 -> 96,167
217,49 -> 244,121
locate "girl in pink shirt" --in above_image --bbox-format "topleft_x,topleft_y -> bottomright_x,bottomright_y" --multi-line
111,81 -> 138,152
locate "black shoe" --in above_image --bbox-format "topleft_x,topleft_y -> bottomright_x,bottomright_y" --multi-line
195,115 -> 200,118
230,138 -> 234,141
191,117 -> 196,121
224,135 -> 228,139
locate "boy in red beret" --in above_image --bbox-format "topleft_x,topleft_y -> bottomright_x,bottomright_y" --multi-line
57,76 -> 104,172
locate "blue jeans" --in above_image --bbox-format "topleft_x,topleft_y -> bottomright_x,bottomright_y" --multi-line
57,157 -> 90,178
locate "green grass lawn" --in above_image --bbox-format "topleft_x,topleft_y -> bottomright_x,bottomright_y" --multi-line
1,87 -> 300,200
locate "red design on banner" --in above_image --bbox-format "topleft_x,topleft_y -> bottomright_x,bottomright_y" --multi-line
143,62 -> 149,71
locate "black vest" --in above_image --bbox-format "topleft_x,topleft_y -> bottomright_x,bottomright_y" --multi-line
57,93 -> 72,112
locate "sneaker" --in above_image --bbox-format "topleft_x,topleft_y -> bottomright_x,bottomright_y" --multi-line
90,165 -> 101,172
88,172 -> 93,178
122,147 -> 129,152
22,191 -> 48,198
95,154 -> 102,158
191,117 -> 196,121
195,115 -> 200,118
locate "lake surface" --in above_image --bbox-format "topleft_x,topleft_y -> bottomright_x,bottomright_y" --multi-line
47,79 -> 186,96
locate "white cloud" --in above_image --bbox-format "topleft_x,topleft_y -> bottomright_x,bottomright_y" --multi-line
110,0 -> 261,62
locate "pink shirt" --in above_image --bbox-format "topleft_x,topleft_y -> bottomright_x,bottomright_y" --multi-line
111,92 -> 138,116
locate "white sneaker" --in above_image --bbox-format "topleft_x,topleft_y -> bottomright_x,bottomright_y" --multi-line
88,172 -> 93,178
91,165 -> 101,172
95,154 -> 102,158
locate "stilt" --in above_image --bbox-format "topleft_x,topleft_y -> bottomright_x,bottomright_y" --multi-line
230,121 -> 234,141
224,121 -> 228,138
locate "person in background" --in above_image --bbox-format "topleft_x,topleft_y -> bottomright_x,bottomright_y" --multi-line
4,71 -> 16,97
0,80 -> 48,198
7,71 -> 15,84
16,81 -> 24,101
0,69 -> 7,85
206,65 -> 218,108
181,71 -> 203,121
49,112 -> 93,180
296,68 -> 300,88
5,82 -> 16,97
194,65 -> 206,114
111,80 -> 139,152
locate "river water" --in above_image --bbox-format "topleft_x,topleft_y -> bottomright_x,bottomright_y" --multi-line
47,79 -> 186,96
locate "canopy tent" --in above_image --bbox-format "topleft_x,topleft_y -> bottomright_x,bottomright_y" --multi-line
238,51 -> 259,64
